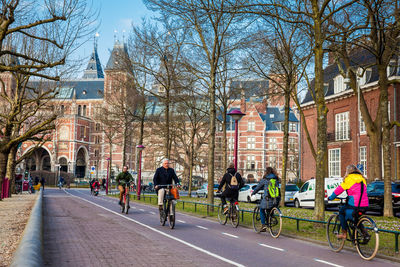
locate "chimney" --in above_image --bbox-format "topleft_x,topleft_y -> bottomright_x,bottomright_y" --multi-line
240,89 -> 246,113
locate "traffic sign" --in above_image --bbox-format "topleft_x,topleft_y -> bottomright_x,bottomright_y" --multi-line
91,166 -> 95,174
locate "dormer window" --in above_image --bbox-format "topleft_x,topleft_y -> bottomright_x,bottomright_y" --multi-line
387,59 -> 397,77
334,75 -> 346,94
323,83 -> 329,95
358,68 -> 372,85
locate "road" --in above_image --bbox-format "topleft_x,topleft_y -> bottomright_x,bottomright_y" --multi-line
43,188 -> 397,267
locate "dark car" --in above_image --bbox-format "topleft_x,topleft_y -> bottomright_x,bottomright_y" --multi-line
367,181 -> 400,214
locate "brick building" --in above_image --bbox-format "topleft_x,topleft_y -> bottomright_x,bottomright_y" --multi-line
300,53 -> 400,181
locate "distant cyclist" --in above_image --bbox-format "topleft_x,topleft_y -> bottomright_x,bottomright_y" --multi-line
153,159 -> 180,213
116,166 -> 135,206
251,167 -> 280,231
328,164 -> 369,239
217,163 -> 244,214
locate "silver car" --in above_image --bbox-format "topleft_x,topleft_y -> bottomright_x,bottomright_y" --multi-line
284,184 -> 299,205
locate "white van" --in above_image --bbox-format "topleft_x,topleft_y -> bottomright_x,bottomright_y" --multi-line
293,178 -> 347,208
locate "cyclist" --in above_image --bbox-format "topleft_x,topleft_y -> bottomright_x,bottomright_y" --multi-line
217,163 -> 244,214
328,164 -> 369,239
153,159 -> 180,213
116,166 -> 135,206
251,167 -> 280,232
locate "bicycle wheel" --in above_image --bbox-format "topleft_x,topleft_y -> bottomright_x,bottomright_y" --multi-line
252,206 -> 263,233
168,201 -> 175,229
230,204 -> 239,228
355,216 -> 379,260
326,214 -> 345,252
160,202 -> 167,226
125,194 -> 130,214
217,204 -> 228,225
268,207 -> 282,238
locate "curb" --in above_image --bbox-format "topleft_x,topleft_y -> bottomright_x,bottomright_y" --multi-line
10,189 -> 43,267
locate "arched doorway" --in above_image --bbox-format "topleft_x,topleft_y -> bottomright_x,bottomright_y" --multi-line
25,147 -> 51,171
59,157 -> 68,173
75,148 -> 87,178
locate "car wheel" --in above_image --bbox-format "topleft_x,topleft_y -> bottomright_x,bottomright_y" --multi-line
247,196 -> 251,203
294,199 -> 301,208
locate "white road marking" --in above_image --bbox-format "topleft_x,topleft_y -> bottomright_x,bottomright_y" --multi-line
222,232 -> 239,239
139,208 -> 145,211
178,220 -> 186,223
150,211 -> 156,215
196,225 -> 208,230
259,243 -> 285,252
314,259 -> 343,267
65,190 -> 245,267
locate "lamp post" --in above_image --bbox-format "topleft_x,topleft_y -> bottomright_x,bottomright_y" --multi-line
106,157 -> 110,195
227,109 -> 245,170
136,145 -> 145,200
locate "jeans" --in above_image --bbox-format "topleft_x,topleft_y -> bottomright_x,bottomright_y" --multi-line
260,208 -> 272,225
339,205 -> 354,231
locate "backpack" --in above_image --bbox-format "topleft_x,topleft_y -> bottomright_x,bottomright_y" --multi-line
268,178 -> 279,198
229,173 -> 239,190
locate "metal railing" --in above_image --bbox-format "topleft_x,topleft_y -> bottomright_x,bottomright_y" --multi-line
113,192 -> 400,254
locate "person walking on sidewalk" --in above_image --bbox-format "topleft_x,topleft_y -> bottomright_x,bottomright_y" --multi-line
153,159 -> 180,213
116,166 -> 134,206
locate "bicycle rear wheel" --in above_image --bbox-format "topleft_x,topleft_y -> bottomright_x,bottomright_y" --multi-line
168,202 -> 175,229
268,207 -> 282,238
355,216 -> 379,260
252,206 -> 263,233
326,214 -> 345,252
230,204 -> 239,228
217,204 -> 228,225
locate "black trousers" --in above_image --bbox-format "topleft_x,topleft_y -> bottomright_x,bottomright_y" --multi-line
220,189 -> 239,206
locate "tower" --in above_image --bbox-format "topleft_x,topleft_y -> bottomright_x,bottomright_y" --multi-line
82,35 -> 104,79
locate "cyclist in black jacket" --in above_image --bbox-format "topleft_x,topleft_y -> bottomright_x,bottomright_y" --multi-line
153,159 -> 180,211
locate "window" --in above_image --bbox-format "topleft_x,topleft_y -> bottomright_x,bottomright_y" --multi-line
289,156 -> 296,170
359,146 -> 367,176
300,182 -> 309,193
269,137 -> 277,150
94,149 -> 99,158
289,137 -> 296,151
335,112 -> 349,140
248,121 -> 255,131
289,122 -> 297,132
359,112 -> 366,134
358,68 -> 372,85
247,155 -> 255,170
95,123 -> 101,132
269,156 -> 277,169
80,126 -> 85,139
247,137 -> 255,149
83,105 -> 87,117
387,59 -> 396,77
329,148 -> 341,177
228,137 -> 234,150
334,75 -> 346,94
77,105 -> 81,116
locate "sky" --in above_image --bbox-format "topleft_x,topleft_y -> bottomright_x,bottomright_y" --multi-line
73,0 -> 156,77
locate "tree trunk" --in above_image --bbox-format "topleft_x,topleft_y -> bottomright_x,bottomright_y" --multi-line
165,92 -> 170,159
280,91 -> 290,206
188,128 -> 195,197
312,9 -> 327,221
368,131 -> 382,180
207,72 -> 216,207
122,123 -> 127,167
6,146 -> 17,195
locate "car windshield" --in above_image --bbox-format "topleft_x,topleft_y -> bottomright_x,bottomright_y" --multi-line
368,184 -> 384,194
392,184 -> 400,193
286,185 -> 299,191
214,184 -> 219,189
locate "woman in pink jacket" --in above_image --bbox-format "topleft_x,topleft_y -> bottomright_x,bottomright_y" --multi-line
328,165 -> 369,239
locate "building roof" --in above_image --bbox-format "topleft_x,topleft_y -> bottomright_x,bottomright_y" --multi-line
105,40 -> 131,71
230,80 -> 269,99
82,42 -> 104,79
260,106 -> 299,131
301,49 -> 395,105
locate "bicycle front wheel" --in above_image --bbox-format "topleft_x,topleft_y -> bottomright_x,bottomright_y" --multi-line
160,202 -> 167,226
125,194 -> 130,214
355,216 -> 379,260
168,201 -> 175,229
230,205 -> 239,228
252,206 -> 263,233
217,204 -> 227,225
268,207 -> 282,238
326,214 -> 345,252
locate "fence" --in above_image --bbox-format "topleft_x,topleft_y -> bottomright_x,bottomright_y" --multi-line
118,193 -> 400,254
1,178 -> 10,200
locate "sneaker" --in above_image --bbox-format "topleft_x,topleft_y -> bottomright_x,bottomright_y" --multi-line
223,205 -> 229,214
260,225 -> 267,232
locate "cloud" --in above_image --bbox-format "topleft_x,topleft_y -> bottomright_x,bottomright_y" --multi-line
119,18 -> 133,30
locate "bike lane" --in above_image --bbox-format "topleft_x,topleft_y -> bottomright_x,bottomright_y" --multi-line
63,189 -> 397,267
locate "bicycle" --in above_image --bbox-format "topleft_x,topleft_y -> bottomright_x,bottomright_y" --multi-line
252,198 -> 282,238
216,193 -> 240,228
158,184 -> 178,229
326,198 -> 379,260
120,183 -> 130,214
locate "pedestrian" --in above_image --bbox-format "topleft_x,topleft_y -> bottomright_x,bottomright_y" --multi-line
34,176 -> 39,185
40,176 -> 45,190
101,178 -> 106,190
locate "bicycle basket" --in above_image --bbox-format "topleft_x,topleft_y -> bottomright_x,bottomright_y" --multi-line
170,187 -> 180,199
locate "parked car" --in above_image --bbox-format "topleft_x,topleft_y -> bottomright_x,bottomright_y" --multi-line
284,184 -> 299,205
195,183 -> 219,198
293,177 -> 346,208
238,183 -> 262,202
367,181 -> 400,214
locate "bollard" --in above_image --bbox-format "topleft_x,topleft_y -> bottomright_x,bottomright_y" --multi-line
182,201 -> 185,210
241,210 -> 244,222
207,205 -> 209,216
297,219 -> 300,231
195,203 -> 197,212
396,233 -> 399,254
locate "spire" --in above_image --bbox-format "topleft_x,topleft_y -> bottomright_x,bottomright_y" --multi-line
105,39 -> 130,71
82,33 -> 104,79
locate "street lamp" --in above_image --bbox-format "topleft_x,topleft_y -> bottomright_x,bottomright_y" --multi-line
136,145 -> 145,200
227,109 -> 245,170
106,157 -> 110,194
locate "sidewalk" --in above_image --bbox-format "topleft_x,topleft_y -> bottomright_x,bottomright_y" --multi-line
43,189 -> 229,267
0,193 -> 37,267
